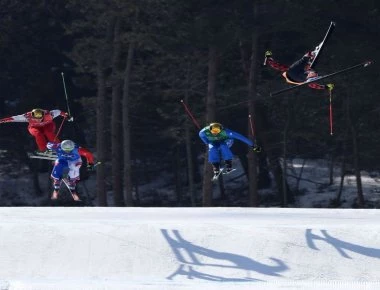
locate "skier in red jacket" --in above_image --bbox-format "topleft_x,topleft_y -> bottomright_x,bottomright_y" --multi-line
264,50 -> 333,91
0,108 -> 70,153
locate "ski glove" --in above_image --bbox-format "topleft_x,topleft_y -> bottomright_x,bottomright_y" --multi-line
265,50 -> 272,58
61,112 -> 74,122
252,145 -> 261,153
326,83 -> 334,91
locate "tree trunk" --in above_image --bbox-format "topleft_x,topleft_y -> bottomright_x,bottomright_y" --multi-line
246,31 -> 259,207
350,123 -> 364,207
335,128 -> 348,206
96,17 -> 115,206
122,40 -> 135,206
174,144 -> 182,205
111,15 -> 124,206
96,56 -> 108,206
202,44 -> 218,207
282,107 -> 290,207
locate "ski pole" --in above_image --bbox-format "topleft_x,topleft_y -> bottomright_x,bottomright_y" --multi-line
61,72 -> 73,121
248,114 -> 256,138
53,117 -> 67,142
328,86 -> 334,136
180,100 -> 201,129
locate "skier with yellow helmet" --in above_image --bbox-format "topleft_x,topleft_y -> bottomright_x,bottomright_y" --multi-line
199,122 -> 261,179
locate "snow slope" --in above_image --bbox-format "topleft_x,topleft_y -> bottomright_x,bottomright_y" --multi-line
0,207 -> 379,290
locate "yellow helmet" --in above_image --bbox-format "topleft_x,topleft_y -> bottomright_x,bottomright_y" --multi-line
31,108 -> 44,119
209,122 -> 223,134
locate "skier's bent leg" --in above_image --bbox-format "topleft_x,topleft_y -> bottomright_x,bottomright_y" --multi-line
43,122 -> 58,142
51,178 -> 60,200
287,57 -> 310,83
28,127 -> 48,151
225,160 -> 233,171
220,143 -> 233,160
211,162 -> 221,174
67,159 -> 82,201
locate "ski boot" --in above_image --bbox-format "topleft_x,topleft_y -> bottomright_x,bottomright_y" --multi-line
225,160 -> 233,173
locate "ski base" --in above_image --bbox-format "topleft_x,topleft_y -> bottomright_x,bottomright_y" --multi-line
270,60 -> 373,96
211,168 -> 237,181
28,152 -> 57,161
222,168 -> 237,175
310,21 -> 336,68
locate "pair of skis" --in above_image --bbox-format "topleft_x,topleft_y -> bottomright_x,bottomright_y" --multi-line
211,167 -> 237,182
28,151 -> 57,160
269,21 -> 373,96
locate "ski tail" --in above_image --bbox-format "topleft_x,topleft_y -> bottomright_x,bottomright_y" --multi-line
62,178 -> 82,201
270,60 -> 373,96
211,168 -> 224,182
310,21 -> 336,68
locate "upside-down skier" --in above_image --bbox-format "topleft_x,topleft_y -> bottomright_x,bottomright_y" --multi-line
199,122 -> 261,180
264,21 -> 337,93
264,49 -> 334,91
47,139 -> 95,201
0,108 -> 70,153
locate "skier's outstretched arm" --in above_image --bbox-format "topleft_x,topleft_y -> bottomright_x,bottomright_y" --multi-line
308,82 -> 326,90
225,129 -> 254,146
0,114 -> 28,123
50,109 -> 69,119
264,51 -> 289,72
226,129 -> 262,152
198,129 -> 210,145
78,147 -> 95,165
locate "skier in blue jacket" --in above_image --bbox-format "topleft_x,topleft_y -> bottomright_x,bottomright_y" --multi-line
47,139 -> 95,201
199,122 -> 261,176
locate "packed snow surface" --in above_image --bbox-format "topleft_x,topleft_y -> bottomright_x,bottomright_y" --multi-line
0,207 -> 379,289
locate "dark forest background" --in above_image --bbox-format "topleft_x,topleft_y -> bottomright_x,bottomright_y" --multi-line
0,0 -> 379,207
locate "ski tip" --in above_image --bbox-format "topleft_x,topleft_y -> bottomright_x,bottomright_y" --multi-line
331,21 -> 336,26
364,60 -> 373,67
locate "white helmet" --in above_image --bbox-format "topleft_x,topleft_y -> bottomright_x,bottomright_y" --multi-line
61,140 -> 75,152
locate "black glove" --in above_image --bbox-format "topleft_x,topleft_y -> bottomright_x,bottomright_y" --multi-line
87,164 -> 95,171
252,145 -> 261,153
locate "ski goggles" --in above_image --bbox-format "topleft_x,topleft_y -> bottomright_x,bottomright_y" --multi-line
210,127 -> 221,134
31,109 -> 44,119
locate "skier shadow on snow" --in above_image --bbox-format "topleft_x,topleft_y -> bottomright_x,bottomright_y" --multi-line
161,229 -> 288,282
306,229 -> 380,259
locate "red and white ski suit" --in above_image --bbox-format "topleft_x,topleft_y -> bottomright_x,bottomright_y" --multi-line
0,109 -> 68,151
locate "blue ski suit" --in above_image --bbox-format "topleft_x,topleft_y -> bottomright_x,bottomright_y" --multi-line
199,126 -> 254,163
47,141 -> 94,192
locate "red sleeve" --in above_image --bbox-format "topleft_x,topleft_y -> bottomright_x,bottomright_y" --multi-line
0,117 -> 15,123
266,57 -> 289,72
308,82 -> 326,90
78,147 -> 95,164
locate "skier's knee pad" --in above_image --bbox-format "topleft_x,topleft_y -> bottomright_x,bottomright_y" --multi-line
68,178 -> 78,191
52,178 -> 60,190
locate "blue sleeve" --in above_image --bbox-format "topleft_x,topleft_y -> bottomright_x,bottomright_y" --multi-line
225,129 -> 254,147
198,128 -> 209,145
